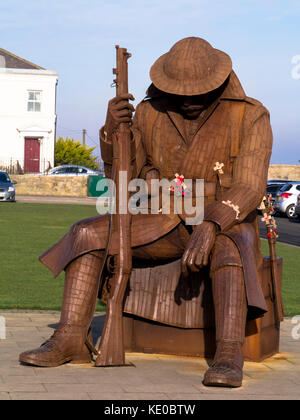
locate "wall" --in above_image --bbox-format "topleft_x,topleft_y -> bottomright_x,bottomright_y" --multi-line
0,68 -> 58,171
12,175 -> 88,197
268,165 -> 300,180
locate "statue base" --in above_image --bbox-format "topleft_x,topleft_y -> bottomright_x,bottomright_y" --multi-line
123,257 -> 282,363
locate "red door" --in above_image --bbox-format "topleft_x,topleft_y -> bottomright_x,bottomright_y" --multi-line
24,138 -> 40,173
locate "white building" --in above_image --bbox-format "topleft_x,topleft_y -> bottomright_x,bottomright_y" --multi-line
0,48 -> 58,173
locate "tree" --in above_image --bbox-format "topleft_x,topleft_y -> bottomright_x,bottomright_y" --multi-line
54,137 -> 98,170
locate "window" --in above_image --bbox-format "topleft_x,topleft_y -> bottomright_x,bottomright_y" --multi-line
267,185 -> 281,194
53,168 -> 67,174
279,184 -> 292,192
65,167 -> 76,173
0,173 -> 10,183
0,55 -> 6,68
296,185 -> 300,191
27,91 -> 41,112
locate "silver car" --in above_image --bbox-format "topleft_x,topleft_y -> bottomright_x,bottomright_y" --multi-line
0,171 -> 17,202
295,194 -> 300,218
45,165 -> 103,176
274,181 -> 300,219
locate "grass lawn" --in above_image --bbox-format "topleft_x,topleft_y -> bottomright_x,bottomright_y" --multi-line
0,202 -> 299,316
260,240 -> 300,317
0,202 -> 105,311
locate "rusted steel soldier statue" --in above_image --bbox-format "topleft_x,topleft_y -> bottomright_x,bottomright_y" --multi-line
20,37 -> 273,388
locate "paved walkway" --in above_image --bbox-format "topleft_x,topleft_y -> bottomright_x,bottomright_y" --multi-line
0,312 -> 299,400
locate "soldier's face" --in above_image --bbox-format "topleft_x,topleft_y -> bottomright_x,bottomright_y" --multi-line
174,94 -> 210,119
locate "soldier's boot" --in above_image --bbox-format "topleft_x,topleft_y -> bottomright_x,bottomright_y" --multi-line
203,265 -> 247,388
19,251 -> 103,367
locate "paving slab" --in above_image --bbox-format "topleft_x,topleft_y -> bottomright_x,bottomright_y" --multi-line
0,392 -> 11,400
10,392 -> 92,400
0,311 -> 299,400
88,392 -> 169,401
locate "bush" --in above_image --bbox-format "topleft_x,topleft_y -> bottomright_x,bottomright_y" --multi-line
55,137 -> 98,170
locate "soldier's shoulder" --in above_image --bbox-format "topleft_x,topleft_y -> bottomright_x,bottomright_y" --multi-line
243,97 -> 270,121
222,94 -> 265,108
134,98 -> 151,115
243,96 -> 269,111
136,95 -> 164,115
243,96 -> 262,106
221,95 -> 270,122
141,94 -> 164,105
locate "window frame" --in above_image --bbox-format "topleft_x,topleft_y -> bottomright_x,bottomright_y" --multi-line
27,90 -> 42,112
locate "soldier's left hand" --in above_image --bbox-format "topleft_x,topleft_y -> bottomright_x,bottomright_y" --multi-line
181,221 -> 217,276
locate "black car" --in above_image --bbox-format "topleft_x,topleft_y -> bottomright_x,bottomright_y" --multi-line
258,183 -> 283,215
0,171 -> 17,202
267,183 -> 284,202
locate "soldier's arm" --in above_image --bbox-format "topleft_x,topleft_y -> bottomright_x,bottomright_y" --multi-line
204,104 -> 273,232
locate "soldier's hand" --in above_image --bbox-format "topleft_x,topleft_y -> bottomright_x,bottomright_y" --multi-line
105,93 -> 135,138
181,221 -> 217,276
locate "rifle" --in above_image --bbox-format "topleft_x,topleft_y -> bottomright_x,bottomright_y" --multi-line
95,46 -> 132,366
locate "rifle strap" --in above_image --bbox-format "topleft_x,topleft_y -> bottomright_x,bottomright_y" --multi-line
230,101 -> 246,163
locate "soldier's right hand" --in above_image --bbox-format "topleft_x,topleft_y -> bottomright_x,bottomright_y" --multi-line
104,94 -> 135,138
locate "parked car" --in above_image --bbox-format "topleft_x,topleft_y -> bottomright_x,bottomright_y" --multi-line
0,171 -> 17,202
274,181 -> 300,219
266,183 -> 286,214
295,194 -> 300,218
257,182 -> 286,213
267,179 -> 291,185
45,165 -> 103,176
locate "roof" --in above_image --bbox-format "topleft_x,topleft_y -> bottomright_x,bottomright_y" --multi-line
285,180 -> 300,184
0,48 -> 44,70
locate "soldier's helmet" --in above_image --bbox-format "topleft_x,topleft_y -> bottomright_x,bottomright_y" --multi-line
150,37 -> 232,96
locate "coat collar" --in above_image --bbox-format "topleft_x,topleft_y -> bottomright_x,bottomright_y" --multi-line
219,70 -> 246,101
165,103 -> 187,142
164,94 -> 222,145
167,98 -> 222,144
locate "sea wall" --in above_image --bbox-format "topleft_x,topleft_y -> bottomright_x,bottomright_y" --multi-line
11,175 -> 88,197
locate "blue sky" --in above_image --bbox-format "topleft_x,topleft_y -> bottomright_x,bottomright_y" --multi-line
1,0 -> 299,163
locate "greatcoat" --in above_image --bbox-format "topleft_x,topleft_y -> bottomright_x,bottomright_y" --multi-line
40,71 -> 273,321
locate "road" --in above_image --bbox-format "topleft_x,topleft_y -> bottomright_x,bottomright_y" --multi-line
12,195 -> 300,247
259,214 -> 300,247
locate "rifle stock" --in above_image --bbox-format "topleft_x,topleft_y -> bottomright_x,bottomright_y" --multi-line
96,46 -> 132,366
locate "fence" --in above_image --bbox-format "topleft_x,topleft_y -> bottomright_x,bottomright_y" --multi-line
0,158 -> 51,174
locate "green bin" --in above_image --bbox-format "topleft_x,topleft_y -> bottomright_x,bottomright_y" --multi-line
88,175 -> 109,197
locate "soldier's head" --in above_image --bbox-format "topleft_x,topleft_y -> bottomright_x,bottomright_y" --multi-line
150,37 -> 232,119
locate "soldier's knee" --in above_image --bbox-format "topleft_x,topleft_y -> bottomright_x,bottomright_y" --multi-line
70,219 -> 90,239
210,234 -> 242,273
69,215 -> 108,241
